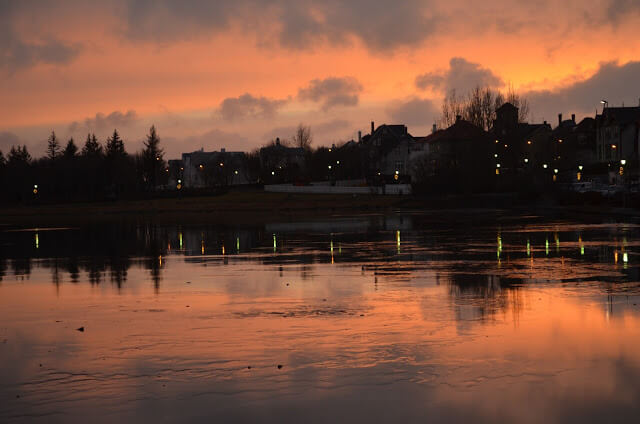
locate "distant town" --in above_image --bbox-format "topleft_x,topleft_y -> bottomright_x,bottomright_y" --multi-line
1,89 -> 639,204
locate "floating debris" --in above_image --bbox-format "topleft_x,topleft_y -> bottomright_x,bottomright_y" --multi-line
76,327 -> 85,332
277,364 -> 283,369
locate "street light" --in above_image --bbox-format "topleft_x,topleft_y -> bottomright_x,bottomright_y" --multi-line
524,158 -> 529,163
328,165 -> 332,170
554,168 -> 559,174
621,159 -> 626,165
543,164 -> 548,169
578,165 -> 583,171
600,99 -> 608,109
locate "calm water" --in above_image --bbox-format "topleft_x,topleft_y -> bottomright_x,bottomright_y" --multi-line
1,212 -> 640,423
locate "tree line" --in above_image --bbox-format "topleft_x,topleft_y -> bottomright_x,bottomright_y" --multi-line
0,126 -> 167,203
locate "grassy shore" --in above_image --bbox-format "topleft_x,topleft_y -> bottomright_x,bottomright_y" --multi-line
0,191 -> 409,226
1,189 -> 637,227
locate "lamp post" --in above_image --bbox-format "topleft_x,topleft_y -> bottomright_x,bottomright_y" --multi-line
600,99 -> 608,111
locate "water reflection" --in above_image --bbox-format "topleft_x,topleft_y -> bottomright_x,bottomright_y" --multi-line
1,214 -> 640,422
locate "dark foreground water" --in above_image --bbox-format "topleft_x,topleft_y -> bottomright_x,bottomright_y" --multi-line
1,212 -> 640,423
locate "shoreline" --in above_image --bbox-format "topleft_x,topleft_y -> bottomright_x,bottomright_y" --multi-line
0,190 -> 638,227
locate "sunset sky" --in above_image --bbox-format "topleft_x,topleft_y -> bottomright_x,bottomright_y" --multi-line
2,0 -> 640,158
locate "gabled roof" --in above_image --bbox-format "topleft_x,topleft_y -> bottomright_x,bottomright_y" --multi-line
517,122 -> 551,139
600,107 -> 640,126
575,117 -> 595,132
365,124 -> 415,155
422,119 -> 491,144
371,124 -> 410,139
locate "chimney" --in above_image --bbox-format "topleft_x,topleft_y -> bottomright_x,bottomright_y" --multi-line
371,121 -> 375,135
558,113 -> 562,126
432,123 -> 437,134
358,130 -> 362,142
543,120 -> 547,126
571,114 -> 575,124
275,137 -> 280,146
221,148 -> 226,153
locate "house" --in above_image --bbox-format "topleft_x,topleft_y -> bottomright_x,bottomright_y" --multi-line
412,117 -> 494,192
259,138 -> 306,182
595,106 -> 640,163
549,114 -> 597,173
360,121 -> 424,178
492,103 -> 552,170
181,148 -> 249,188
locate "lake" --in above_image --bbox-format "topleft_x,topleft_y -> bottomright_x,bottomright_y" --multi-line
1,212 -> 639,423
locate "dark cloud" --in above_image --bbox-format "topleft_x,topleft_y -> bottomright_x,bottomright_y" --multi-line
298,77 -> 363,111
415,57 -> 504,94
605,0 -> 640,24
123,0 -> 243,42
0,1 -> 81,72
387,97 -> 439,126
121,0 -> 439,51
526,60 -> 640,117
69,110 -> 139,132
416,57 -> 504,93
275,0 -> 438,50
219,94 -> 288,121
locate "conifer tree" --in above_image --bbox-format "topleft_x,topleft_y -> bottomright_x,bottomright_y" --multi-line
64,138 -> 78,158
141,125 -> 165,188
105,129 -> 126,158
82,133 -> 102,157
47,131 -> 61,160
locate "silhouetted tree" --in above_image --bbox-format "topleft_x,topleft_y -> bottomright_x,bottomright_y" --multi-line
81,133 -> 102,157
141,125 -> 165,189
46,131 -> 61,160
440,86 -> 530,130
105,129 -> 126,159
292,124 -> 312,150
8,145 -> 31,164
0,150 -> 5,167
63,138 -> 78,159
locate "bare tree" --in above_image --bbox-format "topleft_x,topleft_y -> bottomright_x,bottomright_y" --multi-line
504,83 -> 530,123
292,124 -> 312,150
439,85 -> 530,131
439,89 -> 465,129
